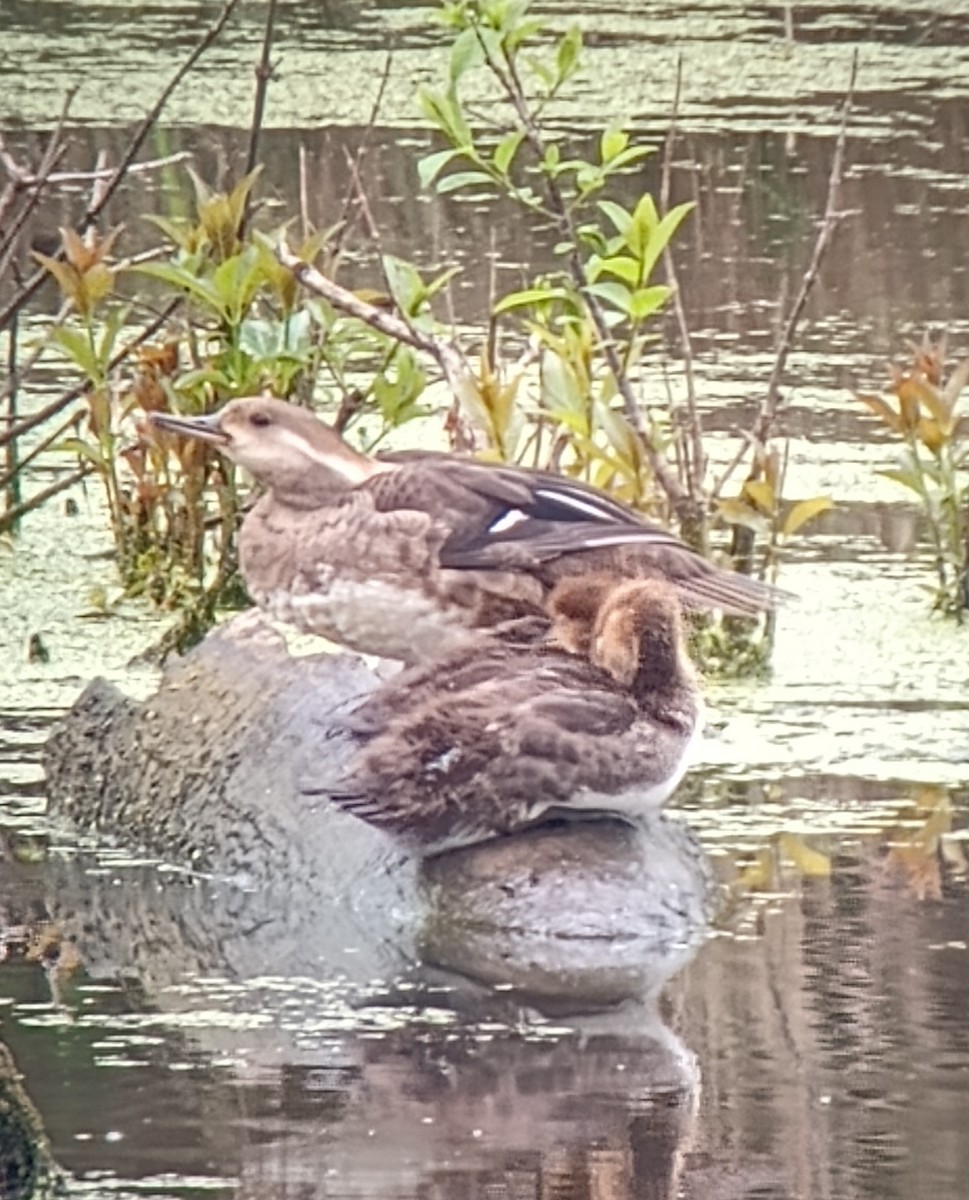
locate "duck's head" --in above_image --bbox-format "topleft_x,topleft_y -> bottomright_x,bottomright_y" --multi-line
590,578 -> 689,691
148,395 -> 379,502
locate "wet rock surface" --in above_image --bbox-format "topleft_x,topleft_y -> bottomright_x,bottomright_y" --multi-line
41,613 -> 716,998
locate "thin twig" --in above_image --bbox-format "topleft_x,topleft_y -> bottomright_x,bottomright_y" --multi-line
471,21 -> 687,509
0,300 -> 180,451
712,51 -> 857,499
277,240 -> 472,401
239,0 -> 279,237
0,91 -> 76,276
244,0 -> 278,179
0,407 -> 83,495
660,55 -> 705,508
2,310 -> 20,526
329,52 -> 394,264
0,147 -> 191,190
0,300 -> 71,409
0,0 -> 242,335
0,465 -> 92,534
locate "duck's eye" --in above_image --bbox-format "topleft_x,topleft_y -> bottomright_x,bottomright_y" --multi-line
249,412 -> 272,428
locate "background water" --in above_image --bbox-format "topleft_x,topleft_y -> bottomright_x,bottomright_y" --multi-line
1,1 -> 968,1196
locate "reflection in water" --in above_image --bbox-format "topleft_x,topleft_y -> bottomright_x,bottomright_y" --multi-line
1,786 -> 967,1197
672,829 -> 969,1200
0,834 -> 706,1198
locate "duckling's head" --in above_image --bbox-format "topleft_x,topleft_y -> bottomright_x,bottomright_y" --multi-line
149,395 -> 378,502
590,578 -> 689,692
546,573 -> 621,655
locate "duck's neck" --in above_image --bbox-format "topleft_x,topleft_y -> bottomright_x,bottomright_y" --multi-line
263,451 -> 387,510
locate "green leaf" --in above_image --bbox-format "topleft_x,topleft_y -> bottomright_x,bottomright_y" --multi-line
133,260 -> 223,313
639,200 -> 695,281
417,87 -> 472,149
626,193 -> 658,258
878,467 -> 924,494
422,265 -> 462,300
211,250 -> 265,323
493,129 -> 525,176
494,285 -> 569,315
435,169 -> 496,194
541,353 -> 587,419
53,436 -> 107,470
418,148 -> 463,189
97,305 -> 129,365
51,326 -> 99,378
596,255 -> 641,286
555,25 -> 582,83
505,16 -> 544,51
585,279 -> 633,313
238,311 -> 313,361
450,26 -> 484,82
627,284 -> 670,321
598,200 -> 632,236
604,145 -> 654,172
144,213 -> 194,252
526,56 -> 555,89
542,143 -> 561,173
600,128 -> 629,164
382,255 -> 425,315
782,495 -> 833,537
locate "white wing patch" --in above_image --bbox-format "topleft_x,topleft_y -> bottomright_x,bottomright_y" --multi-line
488,507 -> 529,534
533,487 -> 618,522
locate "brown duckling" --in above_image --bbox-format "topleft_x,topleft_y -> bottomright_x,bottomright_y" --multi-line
311,576 -> 702,856
149,394 -> 780,662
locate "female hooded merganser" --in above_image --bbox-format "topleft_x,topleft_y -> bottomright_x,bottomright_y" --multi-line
312,576 -> 702,856
149,395 -> 780,662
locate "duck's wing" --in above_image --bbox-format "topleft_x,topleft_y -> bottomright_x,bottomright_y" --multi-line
372,454 -> 785,615
342,622 -> 552,735
326,664 -> 636,852
374,452 -> 664,556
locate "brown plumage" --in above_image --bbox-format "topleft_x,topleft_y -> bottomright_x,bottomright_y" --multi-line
149,394 -> 782,662
312,577 -> 703,857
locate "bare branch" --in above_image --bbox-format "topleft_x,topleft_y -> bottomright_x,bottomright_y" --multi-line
330,52 -> 394,263
0,147 -> 190,190
0,407 -> 82,495
660,55 -> 705,507
0,89 -> 76,276
0,465 -> 92,535
243,0 -> 279,181
0,300 -> 180,451
0,0 -> 243,335
467,20 -> 686,508
277,239 -> 473,402
713,51 -> 857,499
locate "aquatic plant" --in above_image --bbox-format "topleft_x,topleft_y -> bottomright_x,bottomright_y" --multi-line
856,334 -> 969,617
4,0 -> 839,661
408,0 -> 837,659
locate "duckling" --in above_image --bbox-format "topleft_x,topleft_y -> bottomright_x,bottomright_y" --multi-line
314,577 -> 702,856
149,394 -> 780,662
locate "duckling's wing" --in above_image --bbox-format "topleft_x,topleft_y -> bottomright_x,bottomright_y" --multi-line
514,689 -> 637,740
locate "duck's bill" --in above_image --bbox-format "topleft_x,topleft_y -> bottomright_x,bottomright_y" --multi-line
148,411 -> 229,444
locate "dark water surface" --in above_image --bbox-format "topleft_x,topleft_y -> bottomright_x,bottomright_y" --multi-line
2,1 -> 969,1196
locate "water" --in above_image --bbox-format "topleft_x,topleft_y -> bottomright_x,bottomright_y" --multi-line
2,1 -> 969,1196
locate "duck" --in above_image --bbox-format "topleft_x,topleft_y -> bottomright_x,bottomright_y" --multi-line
148,394 -> 780,662
311,575 -> 703,856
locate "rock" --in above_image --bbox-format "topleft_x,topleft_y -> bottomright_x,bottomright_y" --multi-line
43,612 -> 716,1002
